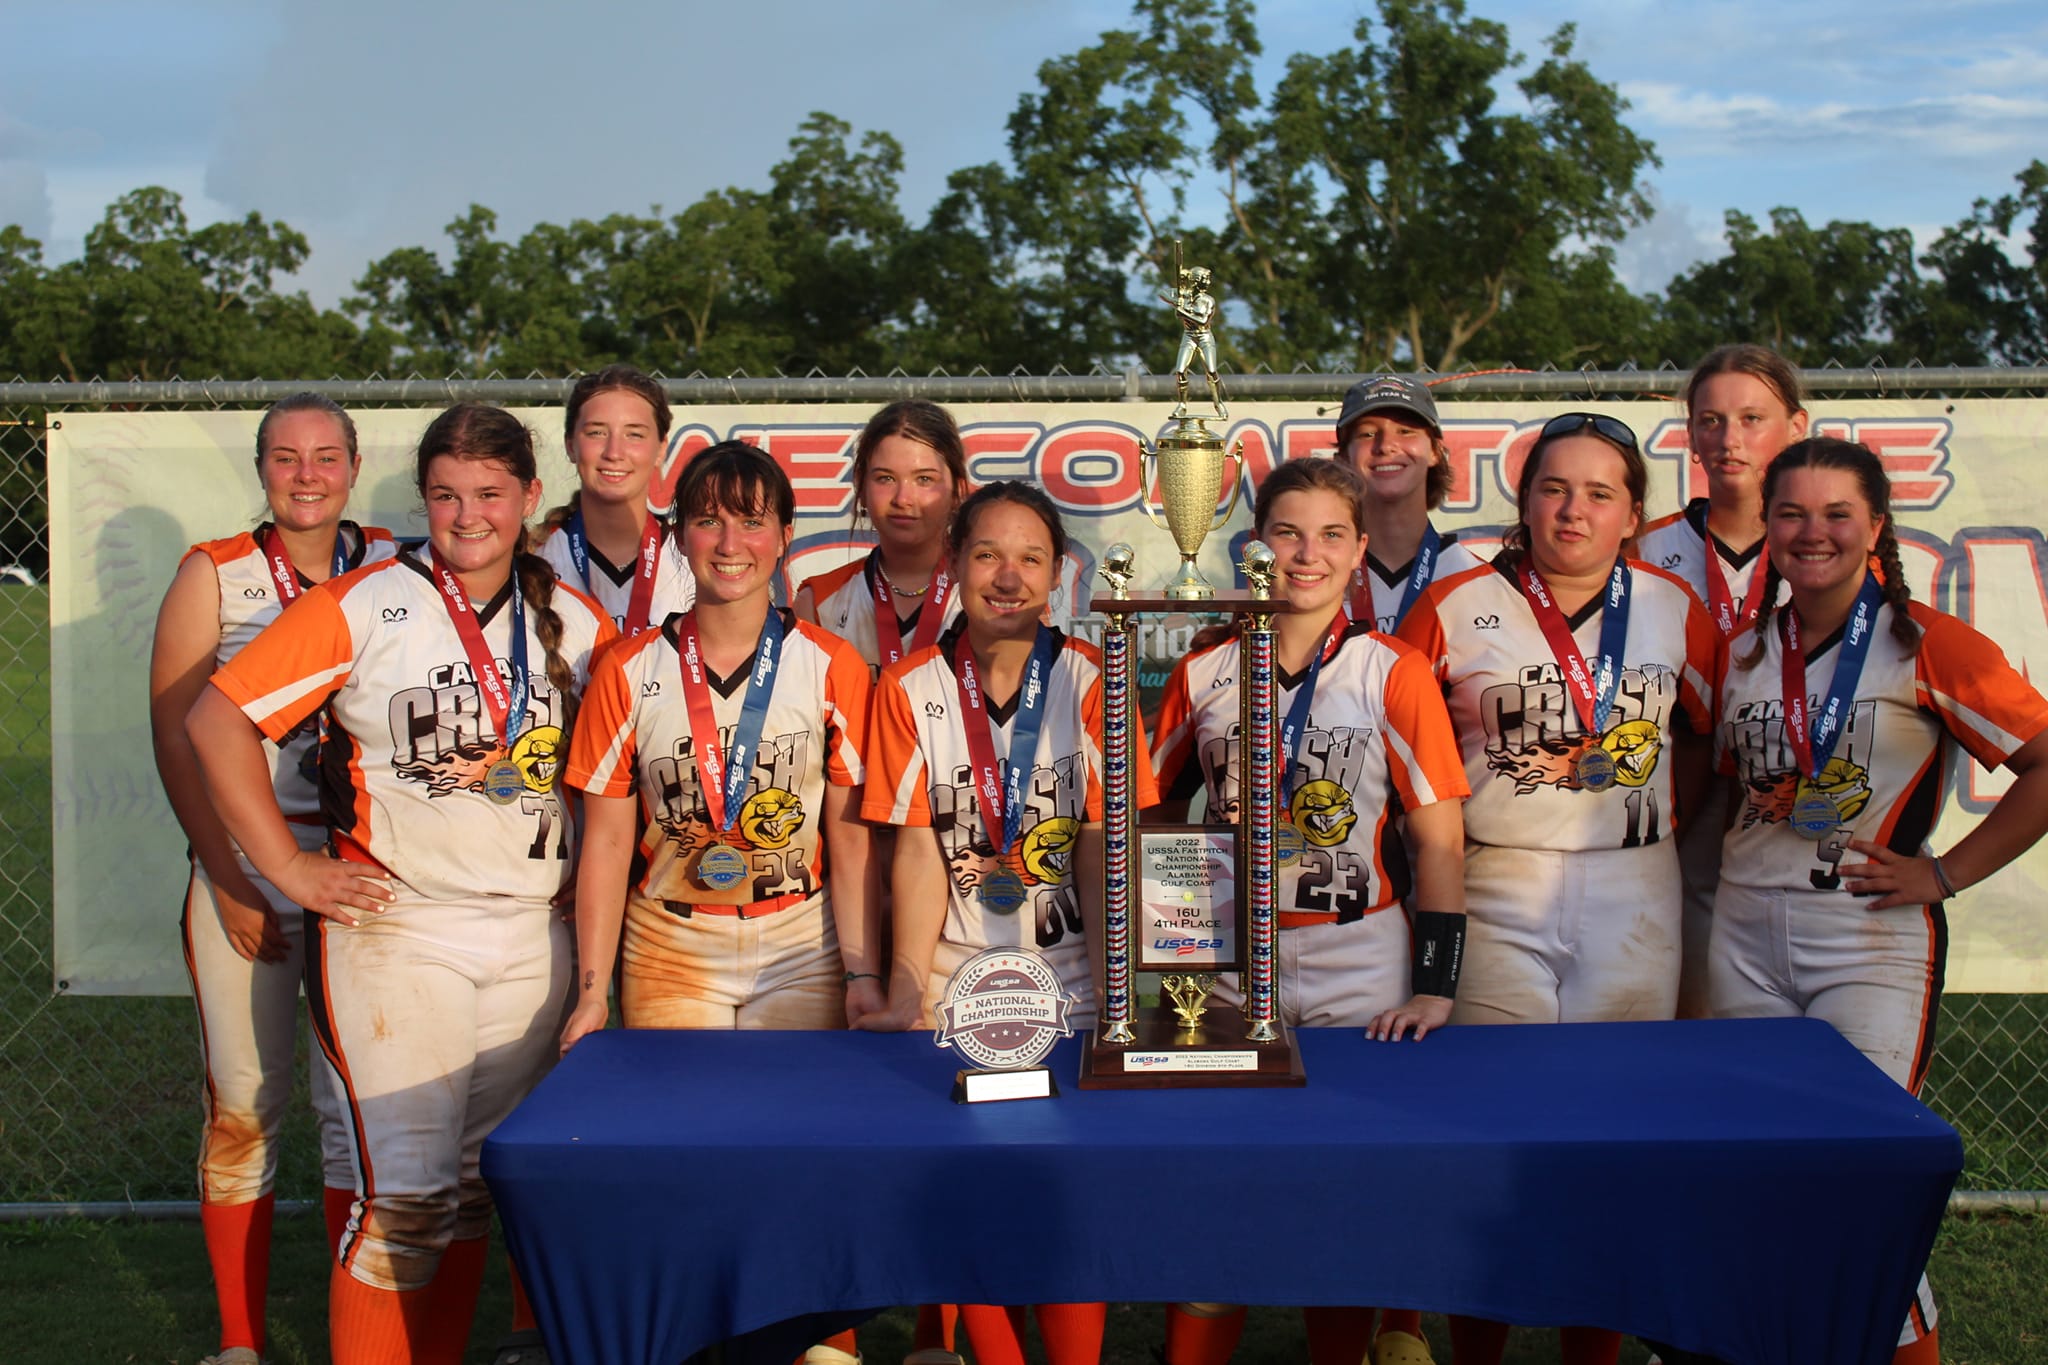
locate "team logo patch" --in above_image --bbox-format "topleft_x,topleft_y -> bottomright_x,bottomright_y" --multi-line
738,787 -> 804,849
935,946 -> 1075,1071
1290,779 -> 1358,847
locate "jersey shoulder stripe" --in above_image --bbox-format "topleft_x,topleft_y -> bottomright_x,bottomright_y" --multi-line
798,558 -> 866,606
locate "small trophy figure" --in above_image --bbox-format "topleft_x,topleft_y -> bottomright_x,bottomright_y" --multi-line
1100,542 -> 1137,600
1163,247 -> 1225,422
1160,973 -> 1218,1032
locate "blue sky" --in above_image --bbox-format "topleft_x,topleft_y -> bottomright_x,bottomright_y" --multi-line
3,0 -> 2044,308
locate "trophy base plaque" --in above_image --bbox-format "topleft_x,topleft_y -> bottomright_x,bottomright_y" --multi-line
1078,1010 -> 1304,1090
954,1066 -> 1059,1104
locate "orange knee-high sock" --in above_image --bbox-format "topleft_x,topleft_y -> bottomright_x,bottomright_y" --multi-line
1893,1328 -> 1940,1365
330,1260 -> 431,1365
1558,1326 -> 1621,1365
1448,1315 -> 1510,1365
1036,1303 -> 1106,1365
1303,1307 -> 1376,1365
200,1192 -> 275,1353
416,1236 -> 488,1365
912,1304 -> 961,1353
960,1305 -> 1030,1365
323,1187 -> 355,1258
508,1256 -> 539,1334
1377,1309 -> 1424,1340
1163,1303 -> 1248,1365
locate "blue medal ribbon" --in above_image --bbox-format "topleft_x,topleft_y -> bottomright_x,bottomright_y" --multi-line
1277,618 -> 1344,801
1783,573 -> 1884,780
955,626 -> 1061,856
1391,524 -> 1442,631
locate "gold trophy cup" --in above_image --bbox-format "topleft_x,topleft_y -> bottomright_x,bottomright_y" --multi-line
1141,426 -> 1242,600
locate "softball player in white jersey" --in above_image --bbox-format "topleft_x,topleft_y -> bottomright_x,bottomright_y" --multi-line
150,394 -> 396,1365
1713,437 -> 2048,1365
538,364 -> 695,636
1152,457 -> 1468,1365
188,403 -> 614,1365
1635,345 -> 1809,1023
1399,412 -> 1718,1365
1334,373 -> 1483,638
863,482 -> 1145,1365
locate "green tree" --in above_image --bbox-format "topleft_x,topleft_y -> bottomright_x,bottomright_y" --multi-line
1656,208 -> 1920,365
1889,160 -> 2048,365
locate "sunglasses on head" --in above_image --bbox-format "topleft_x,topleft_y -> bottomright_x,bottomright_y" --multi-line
1537,411 -> 1640,453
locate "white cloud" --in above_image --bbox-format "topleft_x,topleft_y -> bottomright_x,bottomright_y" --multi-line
1613,192 -> 1721,292
0,162 -> 53,244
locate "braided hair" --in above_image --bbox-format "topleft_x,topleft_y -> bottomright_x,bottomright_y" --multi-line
1735,436 -> 1922,670
414,404 -> 579,725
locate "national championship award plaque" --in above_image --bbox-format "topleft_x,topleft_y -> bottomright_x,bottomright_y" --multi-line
1080,251 -> 1303,1088
936,946 -> 1076,1103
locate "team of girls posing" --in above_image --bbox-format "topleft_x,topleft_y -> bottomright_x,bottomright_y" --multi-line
155,358 -> 2045,1365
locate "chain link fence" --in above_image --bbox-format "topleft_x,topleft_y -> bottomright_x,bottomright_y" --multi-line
1,371 -> 2044,1208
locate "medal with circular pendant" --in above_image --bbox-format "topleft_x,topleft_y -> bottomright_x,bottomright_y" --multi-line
1574,744 -> 1617,793
1274,820 -> 1305,866
980,867 -> 1027,914
696,843 -> 749,891
482,759 -> 526,805
1789,790 -> 1843,840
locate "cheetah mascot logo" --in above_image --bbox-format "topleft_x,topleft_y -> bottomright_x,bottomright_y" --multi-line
738,788 -> 805,850
1290,779 -> 1359,847
1021,817 -> 1081,885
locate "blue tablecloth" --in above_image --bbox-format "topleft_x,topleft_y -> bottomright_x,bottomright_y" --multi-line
483,1019 -> 1960,1365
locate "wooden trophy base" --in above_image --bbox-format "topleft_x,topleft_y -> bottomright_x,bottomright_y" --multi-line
1079,1006 -> 1305,1089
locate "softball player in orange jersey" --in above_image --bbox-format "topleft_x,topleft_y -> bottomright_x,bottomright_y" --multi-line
188,403 -> 614,1365
864,482 -> 1155,1365
1153,457 -> 1469,1365
1713,437 -> 2048,1365
793,398 -> 972,1365
151,394 -> 396,1365
1636,345 -> 1809,1022
1398,414 -> 1718,1365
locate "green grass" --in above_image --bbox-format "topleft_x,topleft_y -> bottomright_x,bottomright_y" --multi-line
2,1214 -> 2045,1362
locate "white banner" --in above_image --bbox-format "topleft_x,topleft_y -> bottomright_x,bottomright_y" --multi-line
48,398 -> 2048,993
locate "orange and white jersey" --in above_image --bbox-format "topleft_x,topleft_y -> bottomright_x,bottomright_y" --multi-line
565,609 -> 870,911
798,553 -> 963,673
209,547 -> 616,902
1716,602 -> 2048,893
1152,622 -> 1469,918
1636,500 -> 1774,631
1348,534 -> 1484,636
537,519 -> 694,633
863,628 -> 1158,968
188,521 -> 397,819
1397,561 -> 1718,853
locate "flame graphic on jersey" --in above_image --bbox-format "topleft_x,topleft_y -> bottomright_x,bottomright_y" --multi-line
1741,756 -> 1873,830
738,788 -> 804,849
1289,779 -> 1358,847
1021,817 -> 1080,884
393,740 -> 498,797
1484,735 -> 1580,793
1601,719 -> 1663,788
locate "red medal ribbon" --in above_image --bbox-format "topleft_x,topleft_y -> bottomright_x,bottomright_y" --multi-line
620,514 -> 664,636
870,554 -> 952,668
428,550 -> 516,745
1706,544 -> 1769,635
677,615 -> 735,833
1518,565 -> 1602,736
